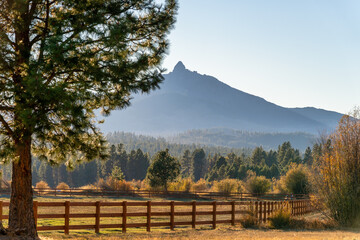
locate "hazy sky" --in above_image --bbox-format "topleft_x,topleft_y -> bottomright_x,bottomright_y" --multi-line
162,0 -> 360,114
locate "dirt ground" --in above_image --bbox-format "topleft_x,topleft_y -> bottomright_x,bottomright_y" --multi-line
39,226 -> 360,240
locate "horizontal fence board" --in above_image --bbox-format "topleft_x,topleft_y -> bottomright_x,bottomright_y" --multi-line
69,202 -> 97,207
100,213 -> 123,218
126,202 -> 147,207
69,213 -> 96,218
69,225 -> 96,230
151,222 -> 170,227
99,224 -> 123,229
127,212 -> 147,217
126,223 -> 147,228
195,221 -> 213,225
38,202 -> 65,207
151,212 -> 170,217
196,211 -> 213,216
174,211 -> 192,216
38,214 -> 65,219
37,226 -> 65,231
173,221 -> 193,226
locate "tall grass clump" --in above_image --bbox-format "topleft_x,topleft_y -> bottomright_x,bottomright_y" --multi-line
268,206 -> 291,229
313,109 -> 360,227
240,203 -> 259,228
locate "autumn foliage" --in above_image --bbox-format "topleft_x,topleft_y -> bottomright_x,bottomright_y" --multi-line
314,109 -> 360,226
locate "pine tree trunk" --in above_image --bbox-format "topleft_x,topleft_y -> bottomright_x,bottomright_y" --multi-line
8,138 -> 38,239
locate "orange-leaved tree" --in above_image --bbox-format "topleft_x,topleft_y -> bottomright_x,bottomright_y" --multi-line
313,108 -> 360,226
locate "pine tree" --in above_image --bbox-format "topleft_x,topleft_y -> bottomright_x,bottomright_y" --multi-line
0,0 -> 177,237
146,149 -> 180,191
192,149 -> 206,181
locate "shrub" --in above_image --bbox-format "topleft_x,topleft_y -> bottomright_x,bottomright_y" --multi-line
56,182 -> 70,190
168,178 -> 193,192
191,178 -> 209,192
268,207 -> 291,229
96,178 -> 133,191
213,179 -> 243,195
245,175 -> 271,195
284,164 -> 311,195
314,109 -> 360,227
35,181 -> 50,189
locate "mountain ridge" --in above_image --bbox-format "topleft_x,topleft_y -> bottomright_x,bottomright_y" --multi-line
99,61 -> 343,135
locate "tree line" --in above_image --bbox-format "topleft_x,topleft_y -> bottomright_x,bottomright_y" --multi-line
0,140 -> 314,188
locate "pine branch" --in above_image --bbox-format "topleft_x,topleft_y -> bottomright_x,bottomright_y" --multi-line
0,113 -> 13,136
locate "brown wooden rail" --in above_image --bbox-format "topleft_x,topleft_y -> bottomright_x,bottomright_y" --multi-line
0,188 -> 309,201
0,200 -> 315,234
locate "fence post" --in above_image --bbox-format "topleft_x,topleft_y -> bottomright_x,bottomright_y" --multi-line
231,201 -> 235,226
170,201 -> 175,230
122,201 -> 127,233
0,201 -> 2,223
263,202 -> 267,223
192,201 -> 196,228
65,201 -> 70,235
255,201 -> 258,222
33,201 -> 38,229
212,201 -> 217,229
95,201 -> 101,233
259,202 -> 262,223
147,201 -> 151,232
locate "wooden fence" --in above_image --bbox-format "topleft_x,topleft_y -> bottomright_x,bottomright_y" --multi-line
0,199 -> 314,234
0,188 -> 309,201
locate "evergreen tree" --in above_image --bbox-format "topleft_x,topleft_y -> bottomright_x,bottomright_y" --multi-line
111,166 -> 125,181
146,149 -> 180,191
0,0 -> 177,236
192,149 -> 206,181
180,149 -> 193,179
303,147 -> 313,165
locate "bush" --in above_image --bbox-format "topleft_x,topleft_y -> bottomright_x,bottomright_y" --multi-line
191,178 -> 209,192
96,178 -> 133,191
35,181 -> 50,189
168,178 -> 193,192
268,207 -> 291,229
284,164 -> 311,195
213,179 -> 243,195
245,175 -> 271,195
56,182 -> 70,190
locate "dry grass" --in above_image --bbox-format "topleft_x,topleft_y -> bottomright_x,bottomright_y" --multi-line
39,226 -> 360,240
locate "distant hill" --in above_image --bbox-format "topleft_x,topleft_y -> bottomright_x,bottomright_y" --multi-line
99,61 -> 343,135
167,128 -> 316,152
106,131 -> 251,158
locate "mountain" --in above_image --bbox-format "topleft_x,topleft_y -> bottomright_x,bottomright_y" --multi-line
99,61 -> 343,135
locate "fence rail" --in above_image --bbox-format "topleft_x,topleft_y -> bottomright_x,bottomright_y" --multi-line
0,199 -> 315,234
0,188 -> 309,201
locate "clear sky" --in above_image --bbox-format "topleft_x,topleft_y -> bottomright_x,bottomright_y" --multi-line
162,0 -> 360,114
